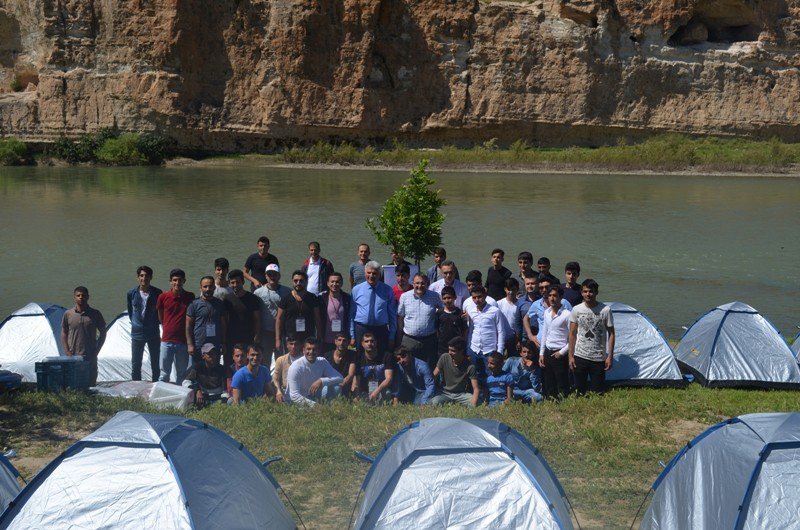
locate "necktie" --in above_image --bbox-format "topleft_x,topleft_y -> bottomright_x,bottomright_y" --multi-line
368,287 -> 377,326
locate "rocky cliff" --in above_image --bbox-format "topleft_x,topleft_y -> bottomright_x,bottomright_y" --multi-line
0,0 -> 798,150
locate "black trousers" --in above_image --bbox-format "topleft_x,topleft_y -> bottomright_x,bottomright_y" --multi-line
131,337 -> 160,382
573,356 -> 606,395
541,348 -> 570,399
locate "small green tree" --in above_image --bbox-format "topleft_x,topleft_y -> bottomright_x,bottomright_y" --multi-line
366,159 -> 446,265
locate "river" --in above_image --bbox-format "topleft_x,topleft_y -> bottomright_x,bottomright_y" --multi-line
0,165 -> 797,340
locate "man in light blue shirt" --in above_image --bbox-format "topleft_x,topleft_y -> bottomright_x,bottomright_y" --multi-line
392,347 -> 435,405
350,261 -> 397,355
397,274 -> 442,370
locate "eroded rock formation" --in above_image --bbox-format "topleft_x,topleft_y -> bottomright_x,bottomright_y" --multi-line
0,0 -> 798,150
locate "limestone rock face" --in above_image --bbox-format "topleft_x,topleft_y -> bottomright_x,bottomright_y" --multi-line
0,0 -> 798,149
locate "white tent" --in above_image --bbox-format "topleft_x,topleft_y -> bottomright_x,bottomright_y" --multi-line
0,411 -> 296,529
0,455 -> 20,513
0,303 -> 65,382
793,332 -> 800,356
674,302 -> 800,388
97,311 -> 162,382
353,418 -> 574,530
640,413 -> 800,530
605,302 -> 684,387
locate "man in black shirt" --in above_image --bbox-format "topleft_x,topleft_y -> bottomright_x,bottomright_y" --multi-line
275,270 -> 322,348
244,236 -> 279,291
562,261 -> 583,307
325,333 -> 357,396
437,286 -> 467,355
224,270 -> 261,367
537,257 -> 561,285
485,248 -> 512,301
185,343 -> 227,407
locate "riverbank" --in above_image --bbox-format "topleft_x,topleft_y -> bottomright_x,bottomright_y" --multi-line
3,385 -> 800,529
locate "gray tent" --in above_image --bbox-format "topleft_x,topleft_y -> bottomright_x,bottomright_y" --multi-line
0,456 -> 20,514
0,303 -> 65,382
353,417 -> 574,530
0,411 -> 295,529
640,413 -> 800,530
605,302 -> 684,387
793,332 -> 800,356
674,301 -> 800,388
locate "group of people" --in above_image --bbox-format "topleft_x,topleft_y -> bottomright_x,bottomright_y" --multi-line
59,237 -> 615,406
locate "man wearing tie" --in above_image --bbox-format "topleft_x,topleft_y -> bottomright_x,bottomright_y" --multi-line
350,261 -> 397,355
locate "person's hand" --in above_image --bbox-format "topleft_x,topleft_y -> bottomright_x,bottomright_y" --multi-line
569,355 -> 576,370
369,389 -> 380,401
604,354 -> 614,371
274,339 -> 281,351
195,390 -> 204,405
538,355 -> 546,368
254,280 -> 262,288
309,379 -> 323,395
187,344 -> 195,356
533,337 -> 541,349
276,391 -> 284,403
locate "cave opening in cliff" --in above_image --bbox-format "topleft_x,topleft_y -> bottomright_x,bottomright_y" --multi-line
668,0 -> 762,45
0,11 -> 21,68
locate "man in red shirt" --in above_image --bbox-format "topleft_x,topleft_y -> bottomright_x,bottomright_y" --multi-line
157,269 -> 195,384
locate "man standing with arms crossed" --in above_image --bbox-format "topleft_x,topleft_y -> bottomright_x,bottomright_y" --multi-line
127,266 -> 161,381
62,286 -> 106,386
568,279 -> 615,395
157,269 -> 195,384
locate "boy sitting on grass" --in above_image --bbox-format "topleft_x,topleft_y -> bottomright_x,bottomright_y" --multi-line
485,351 -> 514,407
503,341 -> 543,403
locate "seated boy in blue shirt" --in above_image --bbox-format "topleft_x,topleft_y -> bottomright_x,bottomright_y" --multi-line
485,351 -> 514,407
231,344 -> 275,404
503,341 -> 544,403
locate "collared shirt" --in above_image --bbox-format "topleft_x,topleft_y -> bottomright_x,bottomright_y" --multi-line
503,356 -> 542,393
350,281 -> 397,340
516,293 -> 538,333
541,306 -> 572,353
62,306 -> 106,357
254,284 -> 291,331
527,298 -> 573,342
397,289 -> 442,337
429,279 -> 470,308
497,298 -> 520,338
468,303 -> 505,355
394,357 -> 435,404
287,357 -> 343,406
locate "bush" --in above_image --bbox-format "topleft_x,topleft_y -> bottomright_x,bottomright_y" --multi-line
51,128 -> 119,164
96,134 -> 147,165
0,137 -> 28,165
135,133 -> 173,164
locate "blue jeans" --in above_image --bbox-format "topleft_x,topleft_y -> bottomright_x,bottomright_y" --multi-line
160,342 -> 189,384
320,385 -> 342,401
513,388 -> 544,403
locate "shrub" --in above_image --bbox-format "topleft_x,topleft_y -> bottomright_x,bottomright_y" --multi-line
0,137 -> 28,165
135,133 -> 173,164
96,133 -> 147,165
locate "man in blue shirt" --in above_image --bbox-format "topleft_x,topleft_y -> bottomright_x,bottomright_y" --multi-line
392,347 -> 435,405
350,261 -> 397,355
231,344 -> 275,404
127,265 -> 162,381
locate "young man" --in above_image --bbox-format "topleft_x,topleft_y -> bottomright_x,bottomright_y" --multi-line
185,343 -> 227,407
319,272 -> 351,353
224,269 -> 261,367
350,261 -> 397,355
244,236 -> 279,291
523,276 -> 573,351
127,265 -> 162,381
355,332 -> 395,402
348,243 -> 371,289
275,270 -> 322,348
392,263 -> 412,302
273,333 -> 303,403
537,257 -> 561,285
301,241 -> 334,296
254,264 -> 291,366
61,286 -> 106,386
212,257 -> 234,302
497,278 -> 521,357
429,260 -> 470,309
286,337 -> 344,406
568,279 -> 615,395
516,251 -> 535,291
426,247 -> 459,283
504,342 -> 543,403
231,344 -> 275,404
325,333 -> 357,397
397,273 -> 442,370
226,344 -> 247,396
486,351 -> 514,407
539,285 -> 572,399
157,269 -> 195,384
436,286 -> 467,356
431,337 -> 480,407
465,285 -> 505,381
562,261 -> 583,307
392,347 -> 435,405
516,271 -> 539,336
485,248 -> 512,301
186,276 -> 227,366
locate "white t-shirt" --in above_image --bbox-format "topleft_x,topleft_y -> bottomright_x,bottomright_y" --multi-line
497,298 -> 519,338
569,302 -> 614,362
306,260 -> 321,296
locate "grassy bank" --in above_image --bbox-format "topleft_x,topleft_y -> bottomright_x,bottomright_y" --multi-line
3,385 -> 800,529
3,133 -> 800,172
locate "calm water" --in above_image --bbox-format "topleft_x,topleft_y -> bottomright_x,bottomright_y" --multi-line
0,165 -> 798,340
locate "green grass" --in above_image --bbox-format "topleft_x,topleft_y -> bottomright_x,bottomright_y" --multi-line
3,385 -> 800,529
254,135 -> 800,172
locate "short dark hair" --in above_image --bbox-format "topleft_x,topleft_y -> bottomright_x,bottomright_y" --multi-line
537,274 -> 552,284
523,270 -> 539,280
517,251 -> 533,262
334,332 -> 348,340
292,270 -> 308,280
448,336 -> 467,352
433,246 -> 446,257
520,341 -> 535,353
394,346 -> 411,358
248,343 -> 263,355
441,286 -> 456,297
169,268 -> 186,280
232,343 -> 247,352
200,275 -> 215,284
214,257 -> 229,270
136,265 -> 153,277
329,271 -> 343,282
565,261 -> 581,274
548,285 -> 564,297
469,284 -> 487,295
504,278 -> 519,290
395,263 -> 411,275
285,332 -> 298,342
491,248 -> 504,257
537,257 -> 551,266
465,270 -> 483,283
582,278 -> 599,292
257,236 -> 270,245
488,351 -> 504,365
228,269 -> 244,281
308,241 -> 320,249
74,286 -> 89,295
304,336 -> 319,347
362,331 -> 376,342
440,260 -> 456,269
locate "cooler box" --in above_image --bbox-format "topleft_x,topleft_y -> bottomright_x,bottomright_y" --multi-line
35,357 -> 91,392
